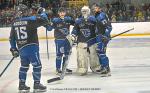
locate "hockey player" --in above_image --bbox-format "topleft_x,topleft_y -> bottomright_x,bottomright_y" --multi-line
71,6 -> 100,75
47,7 -> 74,75
9,4 -> 49,93
92,4 -> 112,76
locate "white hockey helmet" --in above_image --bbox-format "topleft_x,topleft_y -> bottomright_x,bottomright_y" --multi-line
81,6 -> 91,19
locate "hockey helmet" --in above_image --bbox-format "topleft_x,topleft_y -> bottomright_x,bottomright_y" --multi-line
37,7 -> 46,14
81,6 -> 91,19
15,4 -> 29,17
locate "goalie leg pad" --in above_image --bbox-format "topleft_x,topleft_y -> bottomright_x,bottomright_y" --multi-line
76,43 -> 89,75
77,68 -> 88,76
89,44 -> 101,72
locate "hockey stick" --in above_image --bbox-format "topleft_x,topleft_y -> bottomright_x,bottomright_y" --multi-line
0,57 -> 15,77
47,39 -> 72,83
111,28 -> 134,39
47,53 -> 71,83
46,28 -> 50,60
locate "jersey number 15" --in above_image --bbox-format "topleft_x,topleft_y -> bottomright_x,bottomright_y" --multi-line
15,27 -> 27,40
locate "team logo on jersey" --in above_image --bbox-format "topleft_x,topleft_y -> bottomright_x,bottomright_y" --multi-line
80,29 -> 91,37
59,28 -> 69,35
79,23 -> 85,28
56,24 -> 63,27
86,22 -> 95,26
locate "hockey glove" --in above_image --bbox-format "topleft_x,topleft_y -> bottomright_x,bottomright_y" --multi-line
66,35 -> 76,47
10,48 -> 19,58
102,27 -> 112,43
101,35 -> 110,43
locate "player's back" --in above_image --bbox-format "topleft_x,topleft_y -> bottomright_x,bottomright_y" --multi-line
11,17 -> 39,49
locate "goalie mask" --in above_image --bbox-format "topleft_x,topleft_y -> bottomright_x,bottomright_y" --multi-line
15,4 -> 29,18
81,6 -> 91,19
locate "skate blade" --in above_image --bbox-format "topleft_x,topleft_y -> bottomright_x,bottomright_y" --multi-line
100,72 -> 111,77
33,89 -> 47,93
18,90 -> 30,93
65,72 -> 72,74
56,72 -> 62,76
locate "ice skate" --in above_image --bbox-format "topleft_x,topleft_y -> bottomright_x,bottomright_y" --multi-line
18,83 -> 30,93
90,66 -> 101,73
33,83 -> 47,93
99,67 -> 111,77
56,68 -> 62,75
66,68 -> 72,74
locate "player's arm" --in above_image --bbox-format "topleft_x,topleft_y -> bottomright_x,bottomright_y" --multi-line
9,27 -> 19,57
45,18 -> 55,31
64,16 -> 75,26
32,7 -> 51,27
71,24 -> 78,38
46,17 -> 62,31
36,13 -> 49,26
96,13 -> 112,42
97,13 -> 112,37
19,16 -> 37,21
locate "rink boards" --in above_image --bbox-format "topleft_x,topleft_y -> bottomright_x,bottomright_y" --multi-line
1,22 -> 150,41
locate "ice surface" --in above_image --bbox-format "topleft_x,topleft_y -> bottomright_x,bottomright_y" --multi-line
0,36 -> 150,93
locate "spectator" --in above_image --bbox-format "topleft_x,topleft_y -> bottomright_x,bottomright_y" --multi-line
137,9 -> 145,21
111,12 -> 117,22
1,0 -> 150,27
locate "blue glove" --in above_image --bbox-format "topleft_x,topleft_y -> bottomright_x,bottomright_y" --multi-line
104,27 -> 112,37
101,35 -> 110,43
102,28 -> 112,43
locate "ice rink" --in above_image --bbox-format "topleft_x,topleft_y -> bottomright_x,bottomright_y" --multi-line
0,36 -> 150,93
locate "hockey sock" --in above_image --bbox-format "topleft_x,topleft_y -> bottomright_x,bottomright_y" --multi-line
32,66 -> 42,81
19,66 -> 29,82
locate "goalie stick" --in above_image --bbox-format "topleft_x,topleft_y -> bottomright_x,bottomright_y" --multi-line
0,57 -> 15,77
